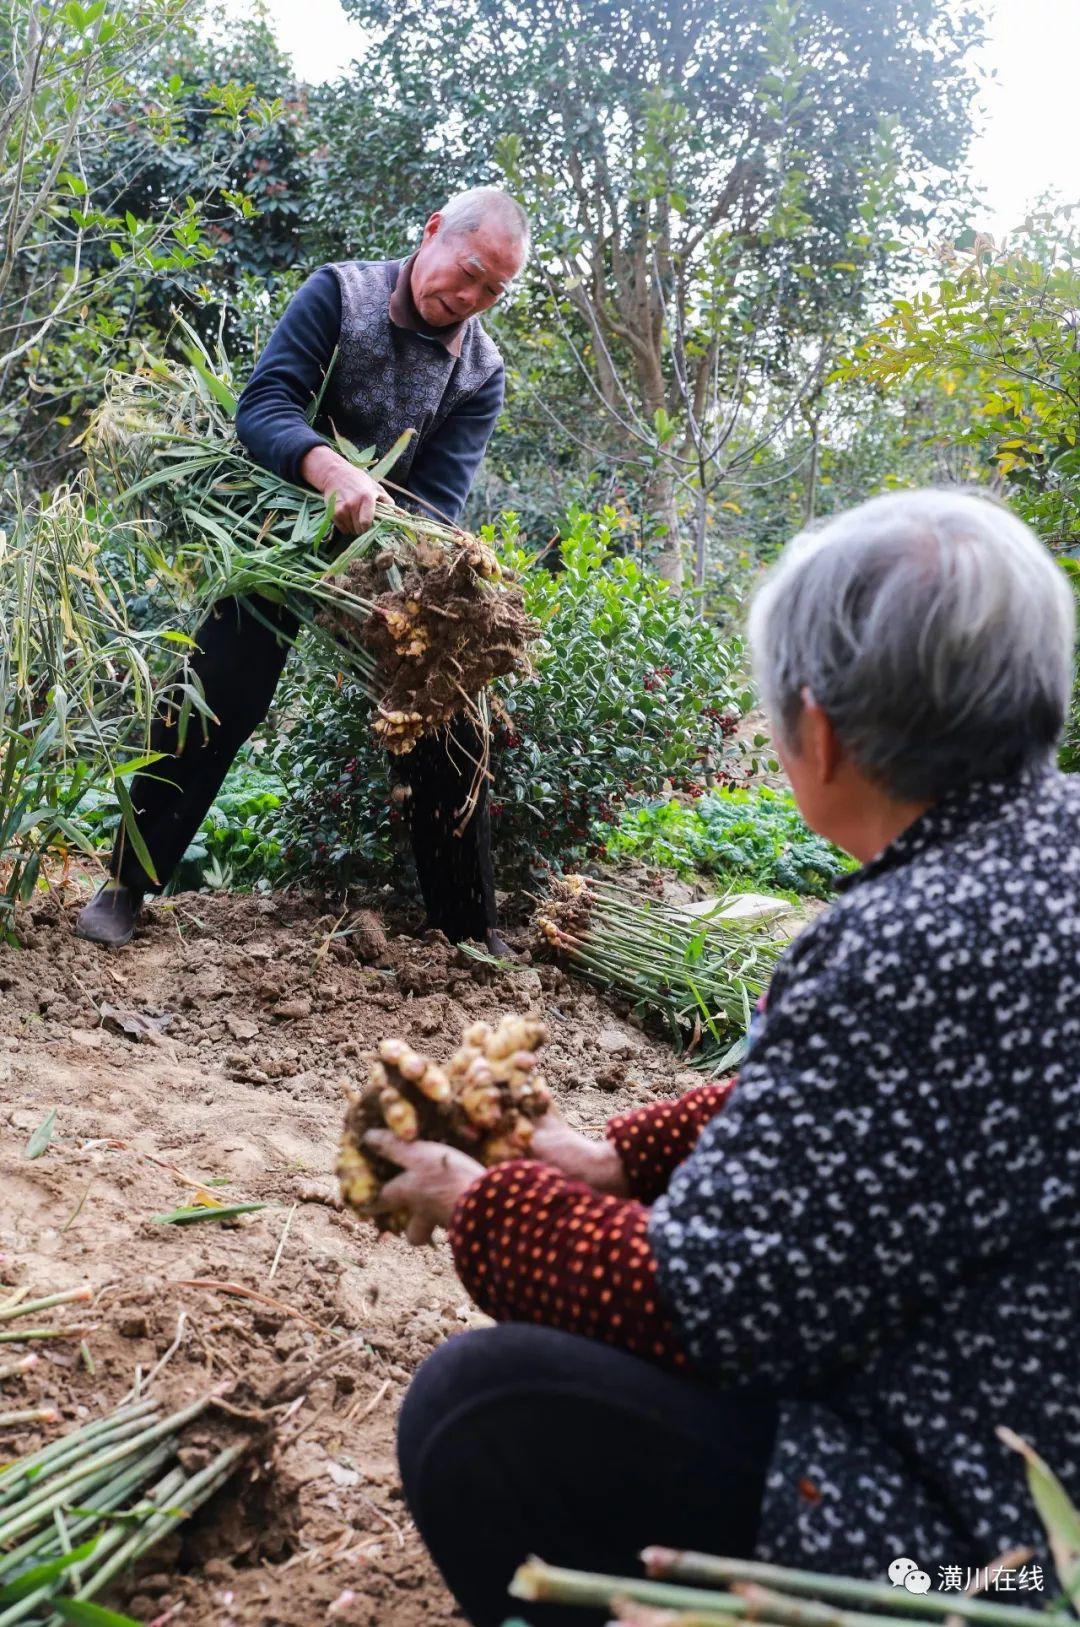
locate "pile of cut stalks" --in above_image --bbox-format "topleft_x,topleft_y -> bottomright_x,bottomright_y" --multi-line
0,1389 -> 244,1624
510,1547 -> 1077,1627
511,1431 -> 1077,1625
536,875 -> 784,1068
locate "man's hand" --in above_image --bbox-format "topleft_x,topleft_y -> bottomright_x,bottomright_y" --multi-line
300,444 -> 384,536
528,1104 -> 629,1196
364,1129 -> 485,1247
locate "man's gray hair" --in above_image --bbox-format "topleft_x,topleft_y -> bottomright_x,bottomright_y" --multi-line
438,186 -> 530,260
748,488 -> 1076,802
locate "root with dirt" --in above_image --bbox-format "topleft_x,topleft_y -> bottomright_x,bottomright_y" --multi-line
337,1014 -> 550,1228
321,541 -> 538,756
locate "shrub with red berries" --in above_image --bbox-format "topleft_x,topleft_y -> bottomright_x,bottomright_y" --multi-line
267,508 -> 746,895
478,508 -> 745,885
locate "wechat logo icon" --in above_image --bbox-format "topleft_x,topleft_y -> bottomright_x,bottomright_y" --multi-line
889,1558 -> 932,1594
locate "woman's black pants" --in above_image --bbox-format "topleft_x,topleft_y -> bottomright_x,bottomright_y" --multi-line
112,596 -> 497,940
396,1324 -> 779,1626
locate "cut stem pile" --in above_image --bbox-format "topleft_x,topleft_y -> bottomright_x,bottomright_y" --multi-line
512,1551 -> 1076,1627
89,319 -> 535,754
536,876 -> 782,1063
0,1390 -> 245,1621
337,1013 -> 550,1230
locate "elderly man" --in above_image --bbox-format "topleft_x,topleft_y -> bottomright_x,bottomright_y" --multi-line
377,490 -> 1080,1624
77,186 -> 529,948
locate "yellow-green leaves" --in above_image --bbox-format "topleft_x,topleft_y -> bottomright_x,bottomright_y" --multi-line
25,1108 -> 58,1160
999,1428 -> 1080,1609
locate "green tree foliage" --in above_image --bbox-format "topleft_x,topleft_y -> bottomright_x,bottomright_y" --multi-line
835,207 -> 1080,762
700,369 -> 988,629
336,0 -> 984,580
838,213 -> 1080,546
96,9 -> 315,355
1,0 -> 291,490
300,89 -> 464,268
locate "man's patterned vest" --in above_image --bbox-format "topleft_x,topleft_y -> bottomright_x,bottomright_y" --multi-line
320,259 -> 502,496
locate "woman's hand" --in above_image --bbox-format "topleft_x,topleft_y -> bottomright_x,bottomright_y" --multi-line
364,1129 -> 485,1247
528,1104 -> 629,1196
364,1104 -> 629,1249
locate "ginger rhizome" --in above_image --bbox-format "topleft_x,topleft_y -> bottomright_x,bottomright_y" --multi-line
319,537 -> 536,755
337,1014 -> 550,1230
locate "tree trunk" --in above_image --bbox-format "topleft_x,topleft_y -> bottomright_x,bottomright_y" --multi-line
693,484 -> 708,594
804,411 -> 820,525
645,468 -> 683,587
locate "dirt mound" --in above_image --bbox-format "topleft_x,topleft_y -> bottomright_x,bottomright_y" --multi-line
0,881 -> 694,1624
539,872 -> 594,939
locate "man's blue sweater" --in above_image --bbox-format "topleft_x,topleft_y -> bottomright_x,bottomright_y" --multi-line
235,266 -> 504,525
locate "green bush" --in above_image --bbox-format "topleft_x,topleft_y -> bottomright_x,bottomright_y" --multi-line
604,786 -> 856,899
267,508 -> 747,896
174,753 -> 285,890
267,677 -> 403,889
485,509 -> 746,883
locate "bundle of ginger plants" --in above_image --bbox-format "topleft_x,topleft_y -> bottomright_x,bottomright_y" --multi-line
537,875 -> 782,1064
89,317 -> 536,758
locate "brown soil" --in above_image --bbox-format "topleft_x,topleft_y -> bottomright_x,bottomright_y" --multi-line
0,882 -> 699,1626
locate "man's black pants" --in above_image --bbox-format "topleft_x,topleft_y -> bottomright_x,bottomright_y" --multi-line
396,1324 -> 778,1626
112,595 -> 497,941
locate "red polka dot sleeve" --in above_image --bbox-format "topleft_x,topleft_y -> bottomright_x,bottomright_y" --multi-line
605,1079 -> 736,1202
449,1161 -> 689,1369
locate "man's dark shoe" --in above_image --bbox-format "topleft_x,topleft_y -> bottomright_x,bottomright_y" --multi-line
74,883 -> 144,948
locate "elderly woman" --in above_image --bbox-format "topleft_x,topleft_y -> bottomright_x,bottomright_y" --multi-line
367,490 -> 1080,1625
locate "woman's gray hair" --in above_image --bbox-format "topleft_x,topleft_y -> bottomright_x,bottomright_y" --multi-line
438,186 -> 530,260
748,488 -> 1076,802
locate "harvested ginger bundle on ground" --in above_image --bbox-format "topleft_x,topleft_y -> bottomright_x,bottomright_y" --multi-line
337,1014 -> 549,1230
